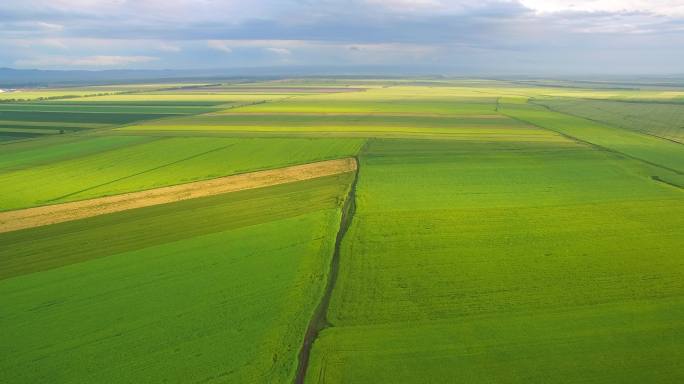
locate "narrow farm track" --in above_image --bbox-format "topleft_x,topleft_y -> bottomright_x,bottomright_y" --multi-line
0,157 -> 357,234
294,156 -> 360,384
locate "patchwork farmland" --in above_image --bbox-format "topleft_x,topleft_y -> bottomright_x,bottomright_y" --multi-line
1,79 -> 683,383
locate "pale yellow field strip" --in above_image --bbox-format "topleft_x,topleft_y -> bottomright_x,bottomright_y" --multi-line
0,157 -> 357,234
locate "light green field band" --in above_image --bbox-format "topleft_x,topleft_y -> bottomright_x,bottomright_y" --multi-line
0,157 -> 357,234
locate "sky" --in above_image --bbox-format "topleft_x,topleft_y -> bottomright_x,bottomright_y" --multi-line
1,0 -> 683,74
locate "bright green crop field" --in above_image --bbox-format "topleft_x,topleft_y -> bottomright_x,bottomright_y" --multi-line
1,174 -> 354,382
534,98 -> 684,143
308,137 -> 684,383
1,79 -> 682,384
0,101 -> 215,140
0,135 -> 363,210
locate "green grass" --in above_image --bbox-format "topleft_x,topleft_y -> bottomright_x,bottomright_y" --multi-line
120,112 -> 539,138
0,135 -> 152,171
0,131 -> 42,141
0,123 -> 89,132
142,114 -> 514,126
229,99 -> 496,115
68,93 -> 280,104
0,174 -> 353,383
307,136 -> 684,383
0,98 -> 229,141
0,90 -> 96,101
3,81 -> 684,383
534,98 -> 684,143
0,84 -> 212,102
46,100 -> 234,107
0,103 -> 190,140
500,102 -> 684,176
115,89 -> 536,139
0,127 -> 61,135
0,103 -> 219,115
0,136 -> 363,210
0,110 -> 174,125
309,299 -> 684,383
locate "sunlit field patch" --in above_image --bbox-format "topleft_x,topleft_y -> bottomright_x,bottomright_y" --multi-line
2,80 -> 683,384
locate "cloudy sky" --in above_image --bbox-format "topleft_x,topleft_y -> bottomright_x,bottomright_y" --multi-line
1,0 -> 683,74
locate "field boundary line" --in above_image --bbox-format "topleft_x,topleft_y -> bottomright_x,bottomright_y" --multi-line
651,176 -> 684,189
46,142 -> 237,202
503,103 -> 684,176
530,99 -> 684,146
293,140 -> 368,384
0,157 -> 357,234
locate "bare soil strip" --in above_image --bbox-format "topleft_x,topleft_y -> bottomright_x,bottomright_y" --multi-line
0,157 -> 357,234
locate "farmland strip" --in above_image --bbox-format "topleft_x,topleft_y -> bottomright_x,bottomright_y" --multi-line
294,155 -> 360,384
46,142 -> 237,202
503,105 -> 684,175
0,157 -> 357,233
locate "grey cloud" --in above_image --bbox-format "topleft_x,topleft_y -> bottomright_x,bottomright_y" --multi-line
0,0 -> 682,73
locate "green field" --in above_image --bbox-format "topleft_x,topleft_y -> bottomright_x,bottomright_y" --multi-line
0,90 -> 99,101
534,98 -> 684,143
499,102 -> 684,187
0,102 -> 220,114
0,84 -> 211,102
121,113 -> 539,138
0,136 -> 363,210
0,85 -> 267,139
307,137 -> 683,382
1,174 -> 354,382
117,87 -> 529,139
1,79 -> 682,384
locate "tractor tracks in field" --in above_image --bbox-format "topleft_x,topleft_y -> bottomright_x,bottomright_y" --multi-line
503,104 -> 684,177
47,143 -> 237,203
293,155 -> 361,384
651,175 -> 684,189
530,99 -> 684,147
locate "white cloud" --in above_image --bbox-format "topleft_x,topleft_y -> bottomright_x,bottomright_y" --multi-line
364,0 -> 501,13
0,21 -> 64,34
81,55 -> 158,66
208,40 -> 310,49
157,42 -> 181,52
1,0 -> 683,72
266,47 -> 291,55
365,0 -> 444,10
15,55 -> 158,68
33,22 -> 65,31
520,0 -> 684,16
207,40 -> 233,53
0,0 -> 279,26
9,38 -> 68,49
